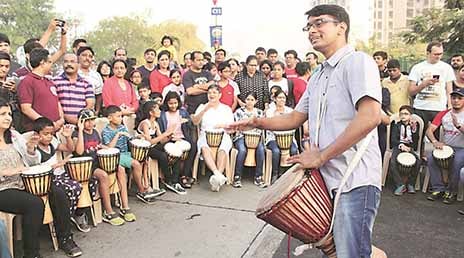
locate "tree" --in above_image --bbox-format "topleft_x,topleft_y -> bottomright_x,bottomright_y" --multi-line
0,0 -> 56,48
402,0 -> 464,56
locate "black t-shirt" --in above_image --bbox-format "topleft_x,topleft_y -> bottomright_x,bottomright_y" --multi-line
182,69 -> 213,114
137,65 -> 155,87
72,129 -> 101,160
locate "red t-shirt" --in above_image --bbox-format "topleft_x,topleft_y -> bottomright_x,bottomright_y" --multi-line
293,77 -> 307,105
285,67 -> 298,84
18,72 -> 61,130
149,69 -> 172,93
219,83 -> 235,108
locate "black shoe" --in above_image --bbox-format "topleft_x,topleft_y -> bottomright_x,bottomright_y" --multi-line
70,213 -> 91,233
232,176 -> 242,188
136,192 -> 156,204
254,176 -> 266,188
144,188 -> 166,198
443,192 -> 456,204
165,182 -> 187,195
60,236 -> 82,257
427,191 -> 444,201
457,209 -> 464,215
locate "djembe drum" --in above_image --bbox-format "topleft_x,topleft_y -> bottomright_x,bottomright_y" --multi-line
206,129 -> 224,161
256,165 -> 336,257
129,139 -> 151,162
175,140 -> 191,161
396,152 -> 417,177
21,165 -> 54,224
274,130 -> 295,167
243,130 -> 261,167
65,157 -> 93,208
164,142 -> 182,165
433,145 -> 455,184
97,148 -> 121,194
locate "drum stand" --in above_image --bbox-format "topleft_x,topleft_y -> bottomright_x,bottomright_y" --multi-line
107,171 -> 121,207
77,182 -> 98,227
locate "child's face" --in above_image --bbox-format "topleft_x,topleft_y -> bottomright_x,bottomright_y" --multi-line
151,106 -> 161,118
245,95 -> 257,109
138,88 -> 151,100
171,72 -> 181,85
38,126 -> 54,145
84,118 -> 96,131
399,110 -> 411,123
109,111 -> 123,125
167,98 -> 179,112
131,72 -> 142,85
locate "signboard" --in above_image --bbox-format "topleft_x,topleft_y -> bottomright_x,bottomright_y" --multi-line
210,25 -> 223,49
211,7 -> 222,15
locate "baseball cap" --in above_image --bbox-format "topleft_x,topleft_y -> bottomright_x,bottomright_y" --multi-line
78,109 -> 97,121
450,87 -> 464,97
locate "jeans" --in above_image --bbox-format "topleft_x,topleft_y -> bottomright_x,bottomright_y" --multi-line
429,147 -> 464,193
0,189 -> 44,258
234,137 -> 265,178
0,217 -> 12,258
266,140 -> 298,176
389,147 -> 420,187
323,185 -> 381,258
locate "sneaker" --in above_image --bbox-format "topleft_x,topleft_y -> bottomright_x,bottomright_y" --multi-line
102,212 -> 125,226
427,191 -> 444,201
457,209 -> 464,215
70,213 -> 91,233
136,192 -> 156,204
144,188 -> 166,198
232,176 -> 242,188
394,185 -> 406,196
119,208 -> 136,222
407,184 -> 416,194
165,182 -> 187,195
60,236 -> 82,257
443,192 -> 456,204
254,176 -> 266,188
209,174 -> 221,192
218,173 -> 228,185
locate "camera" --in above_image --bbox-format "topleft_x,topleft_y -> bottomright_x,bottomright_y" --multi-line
55,19 -> 66,27
433,75 -> 440,80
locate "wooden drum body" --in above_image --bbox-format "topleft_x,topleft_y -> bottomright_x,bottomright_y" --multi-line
97,148 -> 121,194
396,152 -> 416,177
256,166 -> 336,257
65,157 -> 94,208
433,145 -> 455,184
21,165 -> 54,224
129,139 -> 151,162
206,129 -> 224,161
243,131 -> 261,167
274,130 -> 294,167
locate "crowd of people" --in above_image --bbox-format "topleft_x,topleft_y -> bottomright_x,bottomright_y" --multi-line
0,10 -> 463,258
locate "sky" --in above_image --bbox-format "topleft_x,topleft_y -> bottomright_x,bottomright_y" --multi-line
54,0 -> 371,59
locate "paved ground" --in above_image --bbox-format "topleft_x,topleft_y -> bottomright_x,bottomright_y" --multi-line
11,171 -> 464,258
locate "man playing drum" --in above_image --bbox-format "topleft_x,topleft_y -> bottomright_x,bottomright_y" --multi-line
426,87 -> 464,204
227,5 -> 383,257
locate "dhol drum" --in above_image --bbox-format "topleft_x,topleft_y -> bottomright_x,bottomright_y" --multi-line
21,165 -> 54,224
274,130 -> 295,167
164,142 -> 183,165
433,145 -> 455,184
256,165 -> 336,257
243,130 -> 261,167
396,152 -> 417,177
205,129 -> 224,161
97,148 -> 121,193
129,139 -> 151,162
175,140 -> 191,161
65,157 -> 94,208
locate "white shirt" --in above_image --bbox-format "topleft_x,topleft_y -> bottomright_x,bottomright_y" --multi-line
409,60 -> 455,111
78,69 -> 104,95
268,78 -> 289,95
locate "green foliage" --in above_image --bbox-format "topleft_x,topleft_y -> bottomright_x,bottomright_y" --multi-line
402,1 -> 464,56
0,0 -> 56,48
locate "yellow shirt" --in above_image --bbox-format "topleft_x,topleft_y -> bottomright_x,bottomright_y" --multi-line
382,74 -> 411,114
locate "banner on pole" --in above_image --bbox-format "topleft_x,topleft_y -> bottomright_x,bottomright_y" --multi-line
210,25 -> 223,50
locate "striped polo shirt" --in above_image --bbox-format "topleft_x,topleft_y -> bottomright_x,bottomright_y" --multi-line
53,73 -> 95,118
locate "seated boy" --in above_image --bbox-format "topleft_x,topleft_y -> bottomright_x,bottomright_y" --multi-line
101,105 -> 158,203
73,108 -> 131,225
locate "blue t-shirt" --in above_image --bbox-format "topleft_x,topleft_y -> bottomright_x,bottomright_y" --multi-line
101,124 -> 129,153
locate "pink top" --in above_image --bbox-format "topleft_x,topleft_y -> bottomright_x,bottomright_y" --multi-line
102,76 -> 139,110
165,110 -> 184,139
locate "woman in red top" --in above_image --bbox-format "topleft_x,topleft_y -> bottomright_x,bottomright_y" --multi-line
149,50 -> 172,94
293,61 -> 311,105
102,60 -> 139,115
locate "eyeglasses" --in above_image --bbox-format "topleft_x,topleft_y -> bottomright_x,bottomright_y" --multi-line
399,112 -> 410,115
302,18 -> 340,32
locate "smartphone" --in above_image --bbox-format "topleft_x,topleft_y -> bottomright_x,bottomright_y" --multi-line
54,19 -> 66,27
433,74 -> 440,80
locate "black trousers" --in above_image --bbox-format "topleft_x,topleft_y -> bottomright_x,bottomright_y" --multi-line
49,184 -> 72,241
0,189 -> 44,258
148,143 -> 180,184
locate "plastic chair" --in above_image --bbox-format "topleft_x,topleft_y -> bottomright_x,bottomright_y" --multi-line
0,212 -> 22,257
381,114 -> 424,190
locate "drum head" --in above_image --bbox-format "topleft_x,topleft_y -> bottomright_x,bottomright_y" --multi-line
174,140 -> 191,151
256,165 -> 305,214
97,148 -> 120,155
397,152 -> 416,166
243,130 -> 261,137
130,139 -> 151,148
433,145 -> 454,159
22,164 -> 53,175
164,142 -> 182,157
274,130 -> 295,136
69,156 -> 93,163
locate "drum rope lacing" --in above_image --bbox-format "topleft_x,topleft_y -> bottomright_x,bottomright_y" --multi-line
293,54 -> 376,256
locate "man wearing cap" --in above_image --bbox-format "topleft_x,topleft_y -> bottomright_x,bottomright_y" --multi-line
54,53 -> 95,124
77,46 -> 103,114
425,87 -> 464,204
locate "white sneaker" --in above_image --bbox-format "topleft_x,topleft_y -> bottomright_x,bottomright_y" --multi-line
219,173 -> 227,186
209,174 -> 221,192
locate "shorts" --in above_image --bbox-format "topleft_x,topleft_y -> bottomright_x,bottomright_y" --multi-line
119,152 -> 133,169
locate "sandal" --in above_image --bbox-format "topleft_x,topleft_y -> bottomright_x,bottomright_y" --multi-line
181,176 -> 194,188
